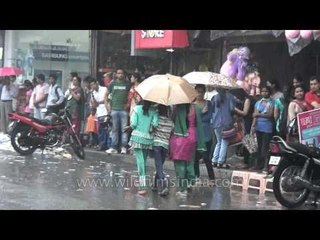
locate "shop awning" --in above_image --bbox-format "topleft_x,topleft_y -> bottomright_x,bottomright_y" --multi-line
134,30 -> 189,49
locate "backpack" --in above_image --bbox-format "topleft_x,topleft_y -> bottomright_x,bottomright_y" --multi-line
55,86 -> 66,108
47,86 -> 66,114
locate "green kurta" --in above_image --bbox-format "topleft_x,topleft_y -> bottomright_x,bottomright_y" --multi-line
129,105 -> 159,149
173,104 -> 206,152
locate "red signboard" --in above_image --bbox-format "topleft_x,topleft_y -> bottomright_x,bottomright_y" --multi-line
134,30 -> 189,49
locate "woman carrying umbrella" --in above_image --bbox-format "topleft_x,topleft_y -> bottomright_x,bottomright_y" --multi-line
169,103 -> 206,197
134,74 -> 201,196
127,100 -> 159,195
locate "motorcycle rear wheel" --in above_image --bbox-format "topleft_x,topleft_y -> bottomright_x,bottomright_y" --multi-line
11,125 -> 37,155
273,159 -> 310,208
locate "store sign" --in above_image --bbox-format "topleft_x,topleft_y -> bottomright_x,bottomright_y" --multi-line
134,30 -> 189,49
30,44 -> 89,62
297,108 -> 320,147
141,30 -> 165,39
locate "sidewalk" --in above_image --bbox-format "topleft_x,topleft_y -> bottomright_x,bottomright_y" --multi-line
84,146 -> 243,181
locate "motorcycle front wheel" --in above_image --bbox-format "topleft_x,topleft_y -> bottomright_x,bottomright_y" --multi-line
273,159 -> 310,208
11,125 -> 37,155
70,133 -> 85,160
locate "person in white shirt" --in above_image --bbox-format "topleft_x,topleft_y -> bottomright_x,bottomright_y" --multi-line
90,79 -> 109,151
0,77 -> 18,133
33,74 -> 49,119
9,75 -> 19,112
204,85 -> 218,101
46,74 -> 65,114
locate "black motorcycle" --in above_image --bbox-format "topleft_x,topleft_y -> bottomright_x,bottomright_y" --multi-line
269,135 -> 320,208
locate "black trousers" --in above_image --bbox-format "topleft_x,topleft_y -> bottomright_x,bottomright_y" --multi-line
194,139 -> 215,180
256,131 -> 273,169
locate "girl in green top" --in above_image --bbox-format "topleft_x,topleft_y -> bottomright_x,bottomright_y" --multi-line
128,100 -> 159,195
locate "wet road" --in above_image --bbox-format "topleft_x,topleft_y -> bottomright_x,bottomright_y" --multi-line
0,133 -> 317,210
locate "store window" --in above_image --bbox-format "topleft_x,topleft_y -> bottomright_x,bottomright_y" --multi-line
4,30 -> 90,90
98,31 -> 168,80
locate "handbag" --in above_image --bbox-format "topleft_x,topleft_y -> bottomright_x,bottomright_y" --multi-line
242,133 -> 258,154
229,122 -> 244,145
222,126 -> 237,140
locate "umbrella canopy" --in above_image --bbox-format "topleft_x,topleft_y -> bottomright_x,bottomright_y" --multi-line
183,71 -> 240,89
0,67 -> 24,77
135,74 -> 198,106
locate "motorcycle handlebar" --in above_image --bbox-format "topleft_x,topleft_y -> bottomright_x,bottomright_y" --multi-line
272,135 -> 297,153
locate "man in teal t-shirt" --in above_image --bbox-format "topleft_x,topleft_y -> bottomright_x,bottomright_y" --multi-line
106,68 -> 131,154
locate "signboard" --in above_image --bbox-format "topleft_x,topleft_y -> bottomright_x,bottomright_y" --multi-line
32,49 -> 89,62
297,108 -> 320,147
134,30 -> 189,49
30,44 -> 89,62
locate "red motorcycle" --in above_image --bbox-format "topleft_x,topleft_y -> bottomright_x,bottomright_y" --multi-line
8,108 -> 85,159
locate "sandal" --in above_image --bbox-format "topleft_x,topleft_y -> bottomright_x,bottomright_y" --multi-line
217,163 -> 230,169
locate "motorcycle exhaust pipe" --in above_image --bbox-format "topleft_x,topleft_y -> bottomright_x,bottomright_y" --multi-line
294,176 -> 320,192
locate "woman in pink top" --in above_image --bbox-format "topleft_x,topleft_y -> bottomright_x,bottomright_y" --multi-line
23,80 -> 33,115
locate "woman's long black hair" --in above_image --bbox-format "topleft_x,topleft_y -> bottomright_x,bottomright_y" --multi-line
142,100 -> 152,116
158,104 -> 169,117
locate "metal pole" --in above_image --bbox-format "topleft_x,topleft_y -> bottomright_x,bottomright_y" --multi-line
170,52 -> 173,74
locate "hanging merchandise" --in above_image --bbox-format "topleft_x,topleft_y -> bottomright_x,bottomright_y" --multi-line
284,30 -> 320,56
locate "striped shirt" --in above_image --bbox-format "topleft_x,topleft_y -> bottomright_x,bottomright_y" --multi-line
153,116 -> 174,150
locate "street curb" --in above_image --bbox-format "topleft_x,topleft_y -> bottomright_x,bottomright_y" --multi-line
84,148 -> 234,181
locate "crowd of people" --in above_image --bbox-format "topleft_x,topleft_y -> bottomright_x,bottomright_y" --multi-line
1,68 -> 320,198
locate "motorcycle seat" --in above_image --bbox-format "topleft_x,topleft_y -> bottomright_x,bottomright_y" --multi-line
287,142 -> 320,158
30,117 -> 52,126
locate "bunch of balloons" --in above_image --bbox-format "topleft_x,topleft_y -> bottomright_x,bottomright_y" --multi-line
285,30 -> 320,41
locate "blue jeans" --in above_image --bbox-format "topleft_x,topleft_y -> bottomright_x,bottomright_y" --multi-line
212,127 -> 229,164
98,121 -> 109,149
153,146 -> 167,188
110,110 -> 128,149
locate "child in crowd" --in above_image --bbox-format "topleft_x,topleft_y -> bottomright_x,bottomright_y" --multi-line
85,107 -> 99,148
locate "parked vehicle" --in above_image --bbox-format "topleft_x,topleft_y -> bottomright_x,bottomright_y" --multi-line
8,108 -> 85,159
269,135 -> 320,208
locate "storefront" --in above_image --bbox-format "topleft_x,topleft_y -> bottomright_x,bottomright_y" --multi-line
4,30 -> 90,90
95,30 -> 168,80
95,30 -> 320,88
95,30 -> 223,80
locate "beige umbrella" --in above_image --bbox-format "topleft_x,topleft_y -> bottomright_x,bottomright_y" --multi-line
183,71 -> 240,89
135,74 -> 198,106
